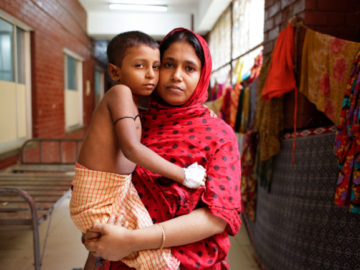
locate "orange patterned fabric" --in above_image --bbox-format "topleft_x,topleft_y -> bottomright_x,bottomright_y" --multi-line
70,163 -> 180,270
299,28 -> 360,124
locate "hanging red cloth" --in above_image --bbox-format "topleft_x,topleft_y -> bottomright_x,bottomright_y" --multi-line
261,24 -> 296,100
261,23 -> 298,163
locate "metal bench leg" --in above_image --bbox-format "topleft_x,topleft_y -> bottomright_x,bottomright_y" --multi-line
31,206 -> 41,270
0,188 -> 41,270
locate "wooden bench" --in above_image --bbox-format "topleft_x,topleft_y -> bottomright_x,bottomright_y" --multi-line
0,138 -> 83,270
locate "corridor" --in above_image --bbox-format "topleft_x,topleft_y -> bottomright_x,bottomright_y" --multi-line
0,194 -> 260,270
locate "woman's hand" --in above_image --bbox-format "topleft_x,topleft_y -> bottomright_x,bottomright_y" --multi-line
84,223 -> 135,261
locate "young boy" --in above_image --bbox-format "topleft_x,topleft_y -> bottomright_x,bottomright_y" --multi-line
70,31 -> 206,270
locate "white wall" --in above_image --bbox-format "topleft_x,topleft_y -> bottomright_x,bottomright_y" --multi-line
87,11 -> 192,39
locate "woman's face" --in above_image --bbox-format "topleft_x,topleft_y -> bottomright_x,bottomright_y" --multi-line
157,41 -> 202,106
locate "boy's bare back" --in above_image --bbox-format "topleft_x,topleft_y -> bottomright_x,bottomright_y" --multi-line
78,85 -> 140,174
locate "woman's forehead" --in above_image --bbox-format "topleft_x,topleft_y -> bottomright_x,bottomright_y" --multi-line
162,41 -> 201,64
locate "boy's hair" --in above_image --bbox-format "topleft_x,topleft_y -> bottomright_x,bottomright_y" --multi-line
107,31 -> 159,67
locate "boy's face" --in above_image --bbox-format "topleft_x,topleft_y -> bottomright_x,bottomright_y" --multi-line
108,45 -> 160,97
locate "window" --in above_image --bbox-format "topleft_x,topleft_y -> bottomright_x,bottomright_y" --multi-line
208,0 -> 264,85
0,15 -> 31,153
0,19 -> 13,82
231,0 -> 264,83
64,50 -> 83,131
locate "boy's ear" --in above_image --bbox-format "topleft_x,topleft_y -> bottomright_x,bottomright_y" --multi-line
108,63 -> 121,82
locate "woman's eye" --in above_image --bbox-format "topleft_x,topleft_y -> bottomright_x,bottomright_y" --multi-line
153,65 -> 160,70
163,62 -> 173,68
185,66 -> 195,72
135,64 -> 144,68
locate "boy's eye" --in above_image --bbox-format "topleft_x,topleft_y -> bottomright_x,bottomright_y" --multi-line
153,65 -> 160,70
135,64 -> 144,68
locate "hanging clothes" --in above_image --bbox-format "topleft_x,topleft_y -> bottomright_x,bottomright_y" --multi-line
252,55 -> 283,192
220,85 -> 232,124
248,79 -> 258,129
230,83 -> 242,129
234,86 -> 245,132
234,87 -> 251,133
299,28 -> 360,124
240,131 -> 258,221
254,56 -> 284,162
209,81 -> 218,101
334,49 -> 360,214
241,87 -> 250,132
261,24 -> 296,100
204,95 -> 225,117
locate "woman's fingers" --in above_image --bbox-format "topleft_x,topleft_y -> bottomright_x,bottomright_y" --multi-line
84,230 -> 101,241
109,215 -> 129,228
108,215 -> 116,225
115,215 -> 123,226
84,238 -> 97,251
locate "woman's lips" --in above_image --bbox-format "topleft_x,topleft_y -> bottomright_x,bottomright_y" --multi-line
166,85 -> 183,93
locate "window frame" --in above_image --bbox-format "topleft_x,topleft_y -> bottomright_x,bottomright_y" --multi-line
63,48 -> 84,132
0,10 -> 32,154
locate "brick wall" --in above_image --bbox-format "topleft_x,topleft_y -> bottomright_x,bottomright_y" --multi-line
0,0 -> 97,168
305,0 -> 360,42
264,0 -> 306,57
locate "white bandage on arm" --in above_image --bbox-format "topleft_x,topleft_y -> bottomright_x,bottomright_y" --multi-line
183,162 -> 206,189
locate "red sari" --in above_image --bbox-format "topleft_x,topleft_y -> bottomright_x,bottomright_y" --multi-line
112,28 -> 242,269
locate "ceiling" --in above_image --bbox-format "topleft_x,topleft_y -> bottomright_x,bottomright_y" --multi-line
79,0 -> 231,40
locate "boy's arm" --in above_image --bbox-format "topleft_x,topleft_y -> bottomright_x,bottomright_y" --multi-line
107,86 -> 204,187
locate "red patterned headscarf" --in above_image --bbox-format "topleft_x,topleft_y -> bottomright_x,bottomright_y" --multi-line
132,28 -> 242,269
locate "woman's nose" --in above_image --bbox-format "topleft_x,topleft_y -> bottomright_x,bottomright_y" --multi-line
171,67 -> 182,81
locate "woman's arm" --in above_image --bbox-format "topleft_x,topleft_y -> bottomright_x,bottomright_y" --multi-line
108,86 -> 205,188
84,207 -> 226,261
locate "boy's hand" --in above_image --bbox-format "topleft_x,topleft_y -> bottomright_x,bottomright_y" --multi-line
183,162 -> 206,188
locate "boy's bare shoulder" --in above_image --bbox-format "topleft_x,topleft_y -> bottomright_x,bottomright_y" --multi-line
104,84 -> 132,101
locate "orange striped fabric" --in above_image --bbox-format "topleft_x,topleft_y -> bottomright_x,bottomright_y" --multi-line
70,163 -> 180,270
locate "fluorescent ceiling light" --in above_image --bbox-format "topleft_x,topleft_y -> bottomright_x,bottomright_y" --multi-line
109,4 -> 168,12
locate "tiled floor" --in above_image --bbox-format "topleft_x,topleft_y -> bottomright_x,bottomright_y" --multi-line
0,195 -> 260,270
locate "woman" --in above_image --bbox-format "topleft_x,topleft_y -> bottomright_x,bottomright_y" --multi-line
84,28 -> 241,269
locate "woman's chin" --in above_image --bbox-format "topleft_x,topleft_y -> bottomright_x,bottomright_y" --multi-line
160,95 -> 187,106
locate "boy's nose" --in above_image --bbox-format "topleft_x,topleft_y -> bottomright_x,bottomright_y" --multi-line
146,68 -> 155,78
